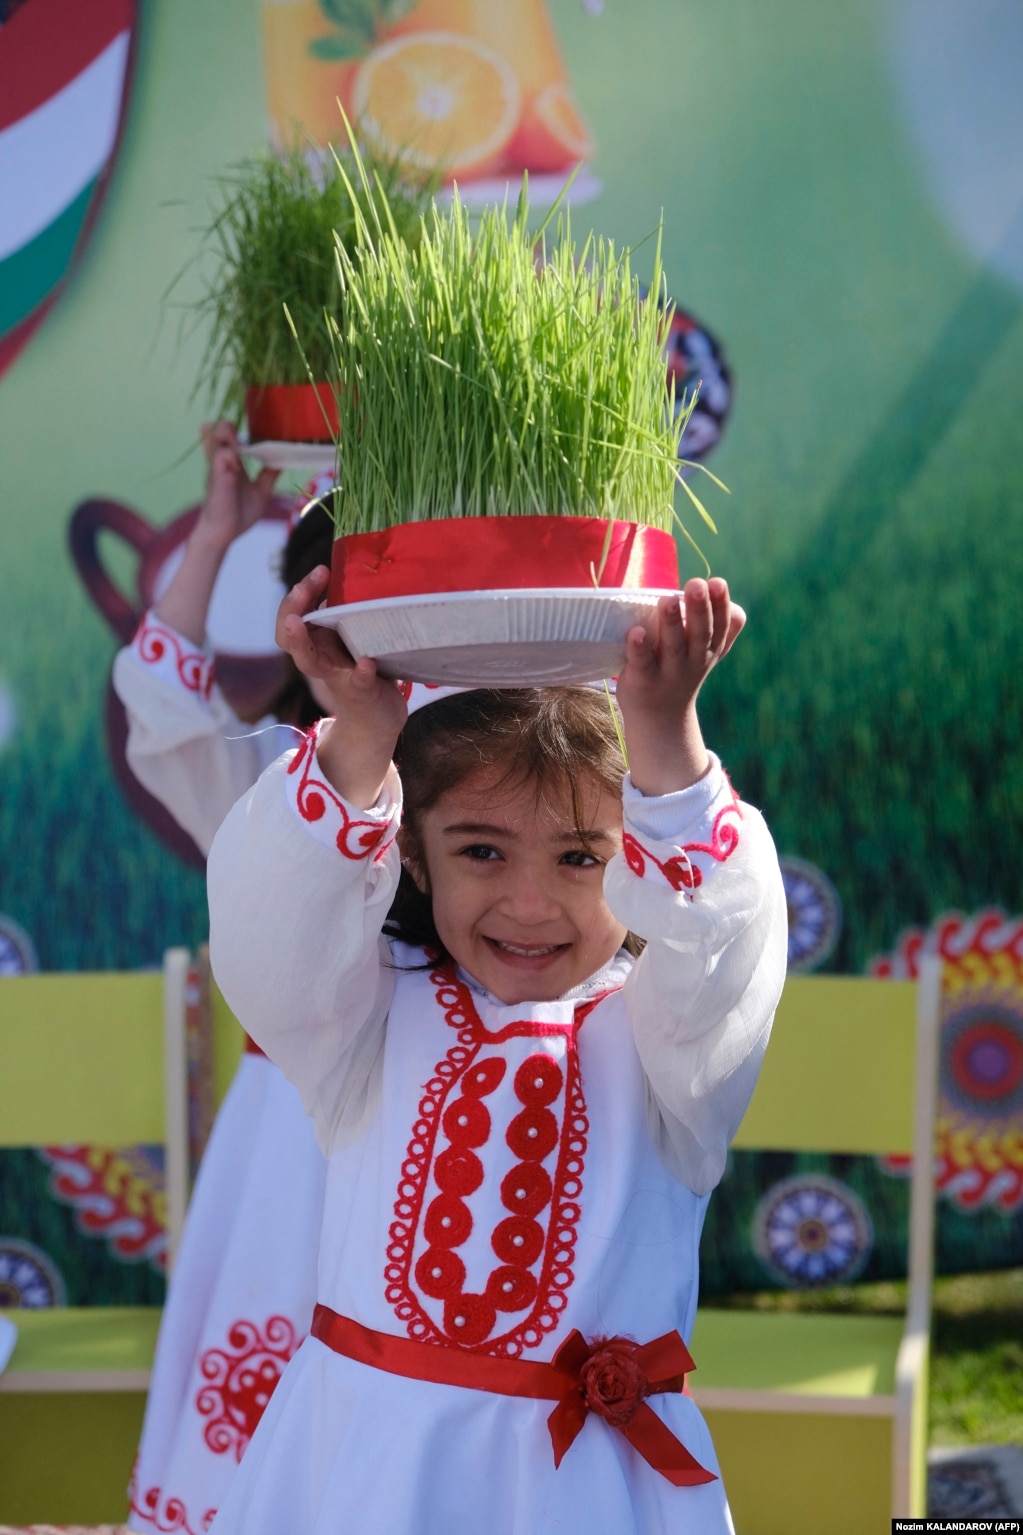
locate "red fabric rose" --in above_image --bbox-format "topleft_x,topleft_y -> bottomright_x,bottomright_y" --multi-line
578,1337 -> 650,1428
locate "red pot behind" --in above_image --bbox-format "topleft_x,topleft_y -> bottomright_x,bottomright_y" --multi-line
245,382 -> 338,443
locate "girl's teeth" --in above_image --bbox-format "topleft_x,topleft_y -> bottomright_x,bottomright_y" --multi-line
497,942 -> 558,956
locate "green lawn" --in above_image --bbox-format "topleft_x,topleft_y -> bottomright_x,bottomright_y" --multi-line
712,1268 -> 1023,1446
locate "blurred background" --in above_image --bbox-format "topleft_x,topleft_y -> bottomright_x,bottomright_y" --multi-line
0,0 -> 1020,1440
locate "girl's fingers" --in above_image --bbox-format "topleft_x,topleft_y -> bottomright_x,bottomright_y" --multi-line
275,567 -> 331,648
656,594 -> 686,657
203,420 -> 236,462
348,654 -> 384,692
705,577 -> 732,654
624,623 -> 658,674
682,579 -> 714,656
719,603 -> 746,659
283,612 -> 353,678
215,446 -> 241,478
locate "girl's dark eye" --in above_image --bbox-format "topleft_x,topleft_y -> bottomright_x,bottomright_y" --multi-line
560,848 -> 601,868
462,844 -> 501,861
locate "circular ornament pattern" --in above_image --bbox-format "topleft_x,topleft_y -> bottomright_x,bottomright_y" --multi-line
0,913 -> 38,975
0,1237 -> 66,1308
871,909 -> 1023,1212
941,1000 -> 1023,1119
664,305 -> 733,464
637,287 -> 732,464
753,1174 -> 873,1287
779,857 -> 842,973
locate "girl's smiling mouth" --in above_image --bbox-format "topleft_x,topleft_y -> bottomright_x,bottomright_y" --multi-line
485,938 -> 570,963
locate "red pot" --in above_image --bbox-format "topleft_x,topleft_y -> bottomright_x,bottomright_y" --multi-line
327,516 -> 680,607
245,382 -> 338,443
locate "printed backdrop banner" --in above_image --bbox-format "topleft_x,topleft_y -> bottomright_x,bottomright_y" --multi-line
0,0 -> 1021,1304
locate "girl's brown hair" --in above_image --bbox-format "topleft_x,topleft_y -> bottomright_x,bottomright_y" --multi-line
385,687 -> 643,961
267,500 -> 335,728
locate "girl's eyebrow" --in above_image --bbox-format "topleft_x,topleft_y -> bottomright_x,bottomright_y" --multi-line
441,821 -> 514,837
441,821 -> 617,846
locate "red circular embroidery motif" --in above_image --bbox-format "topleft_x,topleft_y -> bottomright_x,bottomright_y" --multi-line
384,966 -> 613,1357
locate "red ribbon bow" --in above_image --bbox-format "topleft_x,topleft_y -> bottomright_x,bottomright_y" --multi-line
547,1330 -> 717,1488
309,1307 -> 716,1489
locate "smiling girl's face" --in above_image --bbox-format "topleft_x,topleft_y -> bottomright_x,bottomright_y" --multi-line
403,765 -> 628,1006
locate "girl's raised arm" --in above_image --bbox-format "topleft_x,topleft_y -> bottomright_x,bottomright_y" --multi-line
609,580 -> 787,1194
207,717 -> 402,1155
608,767 -> 788,1195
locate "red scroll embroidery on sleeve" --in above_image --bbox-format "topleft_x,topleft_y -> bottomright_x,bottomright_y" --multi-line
285,724 -> 395,861
134,614 -> 214,698
623,797 -> 742,900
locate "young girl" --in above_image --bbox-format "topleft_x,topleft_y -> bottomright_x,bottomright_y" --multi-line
112,423 -> 335,1534
206,569 -> 788,1534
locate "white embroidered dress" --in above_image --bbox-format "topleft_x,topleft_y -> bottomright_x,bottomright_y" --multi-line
204,721 -> 787,1535
112,613 -> 327,1535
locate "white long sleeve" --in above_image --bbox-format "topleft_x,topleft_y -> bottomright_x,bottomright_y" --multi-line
112,611 -> 297,856
606,757 -> 788,1194
207,719 -> 402,1154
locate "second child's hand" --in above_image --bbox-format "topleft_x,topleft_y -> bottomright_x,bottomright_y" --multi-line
616,577 -> 745,796
276,567 -> 408,810
154,422 -> 280,647
199,421 -> 279,552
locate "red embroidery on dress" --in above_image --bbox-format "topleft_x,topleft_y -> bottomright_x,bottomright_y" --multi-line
385,966 -> 611,1359
134,615 -> 214,699
286,723 -> 395,861
128,1461 -> 215,1535
623,796 -> 743,898
195,1315 -> 301,1461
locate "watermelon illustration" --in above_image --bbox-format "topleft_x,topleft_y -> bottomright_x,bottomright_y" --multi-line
0,0 -> 136,378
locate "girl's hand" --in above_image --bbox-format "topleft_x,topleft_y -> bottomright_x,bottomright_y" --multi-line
615,577 -> 745,796
197,421 -> 279,555
276,567 -> 408,809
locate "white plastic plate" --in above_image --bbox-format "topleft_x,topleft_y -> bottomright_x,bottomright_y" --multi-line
306,587 -> 679,686
238,440 -> 336,472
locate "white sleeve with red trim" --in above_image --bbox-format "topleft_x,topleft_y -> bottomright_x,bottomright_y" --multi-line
604,754 -> 788,1196
112,611 -> 295,856
207,718 -> 402,1155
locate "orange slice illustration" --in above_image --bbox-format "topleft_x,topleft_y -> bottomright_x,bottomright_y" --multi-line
351,31 -> 521,179
506,80 -> 594,175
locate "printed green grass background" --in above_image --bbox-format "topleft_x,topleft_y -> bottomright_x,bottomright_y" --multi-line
0,0 -> 1020,972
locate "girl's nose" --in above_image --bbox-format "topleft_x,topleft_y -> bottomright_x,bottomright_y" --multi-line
498,871 -> 562,923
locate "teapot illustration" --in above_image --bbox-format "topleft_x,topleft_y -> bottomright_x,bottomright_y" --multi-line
69,497 -> 294,867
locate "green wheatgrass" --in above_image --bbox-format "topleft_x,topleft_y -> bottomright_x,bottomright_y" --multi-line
314,146 -> 720,549
188,145 -> 431,420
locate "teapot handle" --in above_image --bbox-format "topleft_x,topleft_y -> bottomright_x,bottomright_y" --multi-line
68,498 -> 157,643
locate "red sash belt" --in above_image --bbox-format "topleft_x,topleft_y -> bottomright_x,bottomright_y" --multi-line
310,1304 -> 715,1489
244,1034 -> 266,1058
